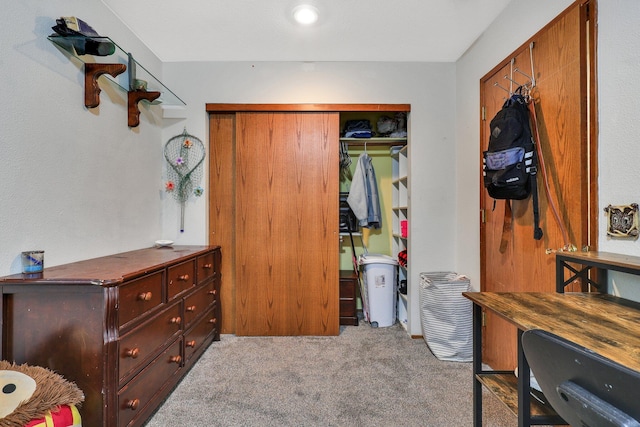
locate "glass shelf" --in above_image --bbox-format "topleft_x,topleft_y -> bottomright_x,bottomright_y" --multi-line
48,35 -> 185,107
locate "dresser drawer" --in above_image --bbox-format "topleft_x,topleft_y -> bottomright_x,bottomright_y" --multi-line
340,281 -> 356,299
196,252 -> 216,284
339,270 -> 359,326
183,282 -> 218,329
167,260 -> 196,300
184,307 -> 217,363
119,302 -> 182,383
118,338 -> 182,427
340,299 -> 357,317
119,271 -> 164,328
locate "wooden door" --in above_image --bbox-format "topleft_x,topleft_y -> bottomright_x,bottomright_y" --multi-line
235,112 -> 340,335
209,113 -> 236,334
480,1 -> 596,369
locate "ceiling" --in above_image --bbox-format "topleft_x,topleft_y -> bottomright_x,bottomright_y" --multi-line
100,0 -> 512,63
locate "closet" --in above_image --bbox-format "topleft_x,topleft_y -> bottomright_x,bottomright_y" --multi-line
338,111 -> 411,332
207,104 -> 410,336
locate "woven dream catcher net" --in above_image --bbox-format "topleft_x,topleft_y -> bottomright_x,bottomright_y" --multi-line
164,128 -> 205,232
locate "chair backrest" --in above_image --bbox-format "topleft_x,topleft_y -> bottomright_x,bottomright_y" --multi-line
522,329 -> 640,427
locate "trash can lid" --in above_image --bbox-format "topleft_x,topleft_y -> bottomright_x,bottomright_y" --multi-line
359,253 -> 398,266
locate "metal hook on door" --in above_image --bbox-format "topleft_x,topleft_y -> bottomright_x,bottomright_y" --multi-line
494,81 -> 511,95
504,74 -> 523,88
514,68 -> 533,86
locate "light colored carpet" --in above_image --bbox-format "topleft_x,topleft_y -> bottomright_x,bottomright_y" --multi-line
144,322 -> 515,426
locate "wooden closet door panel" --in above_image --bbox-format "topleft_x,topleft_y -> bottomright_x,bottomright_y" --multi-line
480,2 -> 590,369
235,112 -> 339,336
209,113 -> 236,334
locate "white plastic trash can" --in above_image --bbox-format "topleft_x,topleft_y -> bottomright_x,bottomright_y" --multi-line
359,254 -> 398,327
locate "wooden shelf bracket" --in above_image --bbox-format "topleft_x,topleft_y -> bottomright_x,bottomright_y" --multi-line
84,63 -> 127,108
127,90 -> 161,127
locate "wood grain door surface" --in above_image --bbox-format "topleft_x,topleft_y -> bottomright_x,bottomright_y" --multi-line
234,112 -> 340,336
209,113 -> 236,335
480,2 -> 594,369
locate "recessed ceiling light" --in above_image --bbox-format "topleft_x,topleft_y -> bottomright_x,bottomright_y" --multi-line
292,5 -> 319,25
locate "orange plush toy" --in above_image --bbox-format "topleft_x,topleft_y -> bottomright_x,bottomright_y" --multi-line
0,361 -> 84,427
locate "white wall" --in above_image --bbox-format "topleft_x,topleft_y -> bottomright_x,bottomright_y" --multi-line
455,0 -> 575,290
596,0 -> 640,299
597,1 -> 640,254
161,61 -> 456,336
0,0 -> 165,275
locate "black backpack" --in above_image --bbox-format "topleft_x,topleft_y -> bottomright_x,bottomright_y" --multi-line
483,92 -> 543,240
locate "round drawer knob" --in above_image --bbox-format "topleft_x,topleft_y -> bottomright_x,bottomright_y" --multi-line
186,340 -> 197,348
203,263 -> 213,269
170,316 -> 182,324
186,305 -> 197,312
170,355 -> 182,364
208,318 -> 217,325
125,348 -> 139,359
137,292 -> 152,301
178,274 -> 190,282
126,398 -> 140,410
208,289 -> 217,296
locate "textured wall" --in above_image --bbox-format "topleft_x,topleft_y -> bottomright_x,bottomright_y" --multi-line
597,0 -> 640,299
0,1 -> 164,275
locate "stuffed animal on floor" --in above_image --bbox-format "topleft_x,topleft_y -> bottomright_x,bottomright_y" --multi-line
0,361 -> 84,427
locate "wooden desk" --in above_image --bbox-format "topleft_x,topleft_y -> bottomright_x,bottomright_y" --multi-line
463,292 -> 640,427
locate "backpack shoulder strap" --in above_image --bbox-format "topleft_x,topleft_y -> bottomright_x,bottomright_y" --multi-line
500,200 -> 513,253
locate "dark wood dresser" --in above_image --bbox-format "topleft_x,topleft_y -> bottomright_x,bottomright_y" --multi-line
0,245 -> 221,427
339,270 -> 359,326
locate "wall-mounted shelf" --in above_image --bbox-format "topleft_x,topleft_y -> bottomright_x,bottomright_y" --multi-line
48,35 -> 186,127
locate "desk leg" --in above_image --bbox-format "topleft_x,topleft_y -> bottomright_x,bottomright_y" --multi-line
517,329 -> 531,427
556,258 -> 566,293
473,303 -> 483,426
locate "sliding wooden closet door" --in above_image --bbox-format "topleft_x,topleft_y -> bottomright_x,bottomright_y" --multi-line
235,112 -> 340,336
209,113 -> 236,334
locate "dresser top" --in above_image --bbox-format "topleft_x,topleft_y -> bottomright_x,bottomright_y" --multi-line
0,245 -> 218,286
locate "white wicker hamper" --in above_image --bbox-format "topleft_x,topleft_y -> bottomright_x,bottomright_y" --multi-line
419,272 -> 473,362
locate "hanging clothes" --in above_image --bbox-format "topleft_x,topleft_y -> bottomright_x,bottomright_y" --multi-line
347,152 -> 381,229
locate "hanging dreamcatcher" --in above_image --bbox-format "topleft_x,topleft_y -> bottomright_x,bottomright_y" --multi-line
164,128 -> 205,232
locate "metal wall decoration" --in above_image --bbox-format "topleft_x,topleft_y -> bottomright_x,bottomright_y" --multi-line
604,203 -> 639,238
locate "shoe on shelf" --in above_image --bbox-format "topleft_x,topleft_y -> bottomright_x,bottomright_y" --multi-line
51,17 -> 115,56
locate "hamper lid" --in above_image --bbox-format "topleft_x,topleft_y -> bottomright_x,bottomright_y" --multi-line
359,253 -> 398,266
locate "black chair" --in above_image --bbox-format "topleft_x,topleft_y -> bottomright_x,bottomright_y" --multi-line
522,329 -> 640,427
